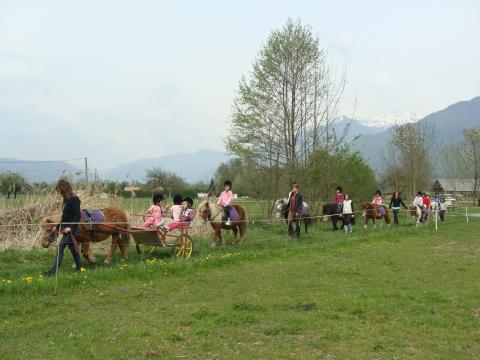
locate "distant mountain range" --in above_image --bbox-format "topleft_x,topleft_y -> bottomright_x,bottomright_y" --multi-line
102,149 -> 229,183
332,115 -> 389,141
350,96 -> 480,171
0,158 -> 84,183
2,97 -> 479,184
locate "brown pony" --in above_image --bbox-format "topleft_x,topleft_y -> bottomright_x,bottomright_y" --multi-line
361,202 -> 391,229
40,207 -> 130,264
197,201 -> 247,247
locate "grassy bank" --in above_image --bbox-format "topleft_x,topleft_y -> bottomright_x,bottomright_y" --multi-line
1,215 -> 480,359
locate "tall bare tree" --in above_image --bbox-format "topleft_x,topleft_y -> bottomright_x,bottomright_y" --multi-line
226,19 -> 345,202
389,122 -> 435,196
458,128 -> 480,202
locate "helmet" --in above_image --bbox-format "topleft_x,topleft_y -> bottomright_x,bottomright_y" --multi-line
153,193 -> 164,204
183,197 -> 193,207
173,194 -> 183,205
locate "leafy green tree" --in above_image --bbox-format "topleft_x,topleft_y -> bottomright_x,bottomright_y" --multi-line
458,128 -> 480,202
306,149 -> 375,203
388,123 -> 434,196
0,173 -> 28,199
146,167 -> 187,198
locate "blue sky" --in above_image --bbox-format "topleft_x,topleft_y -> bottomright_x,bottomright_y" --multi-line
0,0 -> 479,170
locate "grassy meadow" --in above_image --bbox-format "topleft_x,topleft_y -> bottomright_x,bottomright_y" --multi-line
1,200 -> 480,359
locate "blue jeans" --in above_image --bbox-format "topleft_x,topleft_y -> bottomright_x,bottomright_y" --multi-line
49,233 -> 82,273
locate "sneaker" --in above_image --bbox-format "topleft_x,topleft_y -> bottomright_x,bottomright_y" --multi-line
225,219 -> 231,226
43,270 -> 55,277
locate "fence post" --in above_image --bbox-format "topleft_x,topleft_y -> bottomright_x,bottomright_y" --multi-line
466,205 -> 469,223
435,206 -> 438,231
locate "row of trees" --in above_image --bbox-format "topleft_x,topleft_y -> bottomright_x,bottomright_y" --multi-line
381,122 -> 435,196
0,173 -> 49,199
442,128 -> 480,201
0,170 -> 210,200
214,150 -> 376,203
380,122 -> 480,202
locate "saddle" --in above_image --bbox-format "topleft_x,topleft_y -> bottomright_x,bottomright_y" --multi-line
223,207 -> 239,222
81,209 -> 105,223
81,209 -> 105,241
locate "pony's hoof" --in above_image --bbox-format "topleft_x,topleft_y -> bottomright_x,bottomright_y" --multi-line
363,225 -> 367,229
88,256 -> 97,264
104,259 -> 112,265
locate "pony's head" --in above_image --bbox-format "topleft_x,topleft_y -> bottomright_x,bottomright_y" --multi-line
197,200 -> 211,225
409,205 -> 418,216
275,199 -> 287,218
39,216 -> 60,248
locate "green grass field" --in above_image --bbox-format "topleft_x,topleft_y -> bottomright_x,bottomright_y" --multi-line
1,207 -> 480,359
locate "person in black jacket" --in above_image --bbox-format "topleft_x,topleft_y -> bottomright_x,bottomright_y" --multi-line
286,183 -> 303,239
43,179 -> 82,276
389,191 -> 408,225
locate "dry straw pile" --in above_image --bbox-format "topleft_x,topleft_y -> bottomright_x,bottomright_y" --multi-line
0,189 -> 119,251
0,187 -> 212,252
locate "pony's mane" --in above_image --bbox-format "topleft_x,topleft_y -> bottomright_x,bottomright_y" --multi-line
197,200 -> 210,208
40,214 -> 60,225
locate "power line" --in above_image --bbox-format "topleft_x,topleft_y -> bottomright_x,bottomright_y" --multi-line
0,158 -> 85,165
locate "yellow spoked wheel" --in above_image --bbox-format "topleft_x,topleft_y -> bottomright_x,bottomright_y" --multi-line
173,235 -> 193,259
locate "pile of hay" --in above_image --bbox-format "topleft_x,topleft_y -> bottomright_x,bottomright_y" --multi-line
0,190 -> 121,251
0,188 -> 213,251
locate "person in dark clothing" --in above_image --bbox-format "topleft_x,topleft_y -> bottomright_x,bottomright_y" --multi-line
286,183 -> 303,239
43,179 -> 82,276
389,191 -> 407,225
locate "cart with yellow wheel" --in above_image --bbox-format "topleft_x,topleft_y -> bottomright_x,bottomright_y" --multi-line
130,225 -> 193,259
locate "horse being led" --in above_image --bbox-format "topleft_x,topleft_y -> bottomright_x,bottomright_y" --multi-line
361,202 -> 391,229
197,201 -> 247,247
409,205 -> 423,227
322,203 -> 342,231
409,204 -> 431,227
40,207 -> 130,264
275,199 -> 310,234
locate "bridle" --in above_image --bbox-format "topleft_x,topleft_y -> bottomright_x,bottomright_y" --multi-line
42,226 -> 59,247
199,202 -> 223,222
200,203 -> 212,222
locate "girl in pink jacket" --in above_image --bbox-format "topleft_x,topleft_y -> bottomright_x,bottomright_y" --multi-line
142,194 -> 164,228
372,190 -> 384,217
218,180 -> 233,225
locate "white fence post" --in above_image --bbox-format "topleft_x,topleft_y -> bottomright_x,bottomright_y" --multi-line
466,205 -> 469,223
435,206 -> 438,231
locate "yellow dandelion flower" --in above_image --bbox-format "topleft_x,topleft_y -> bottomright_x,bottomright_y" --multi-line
80,267 -> 86,272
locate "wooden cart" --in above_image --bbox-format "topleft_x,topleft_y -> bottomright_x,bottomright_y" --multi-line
130,226 -> 193,259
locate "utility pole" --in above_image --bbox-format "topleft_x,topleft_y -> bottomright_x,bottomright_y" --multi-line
84,157 -> 88,184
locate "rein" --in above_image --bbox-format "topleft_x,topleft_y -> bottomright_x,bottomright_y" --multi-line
43,227 -> 59,246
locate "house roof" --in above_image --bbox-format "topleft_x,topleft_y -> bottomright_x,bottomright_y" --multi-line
433,178 -> 476,192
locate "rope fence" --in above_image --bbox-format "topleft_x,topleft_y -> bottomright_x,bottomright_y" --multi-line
0,206 -> 476,228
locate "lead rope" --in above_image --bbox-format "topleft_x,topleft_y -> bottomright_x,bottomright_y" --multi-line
54,225 -> 61,296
